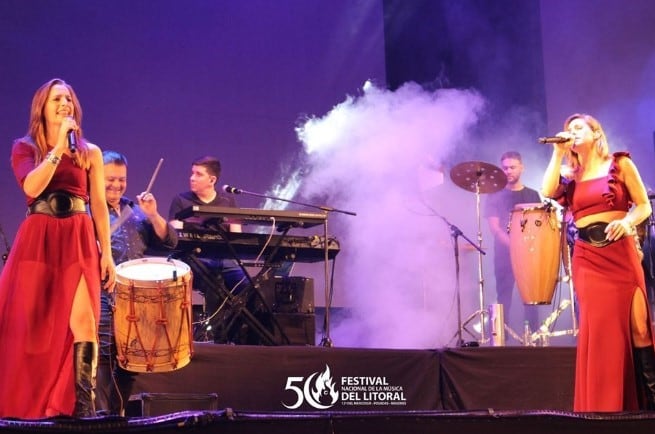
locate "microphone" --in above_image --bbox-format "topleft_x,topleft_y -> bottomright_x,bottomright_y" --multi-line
222,184 -> 242,194
67,129 -> 77,153
538,136 -> 572,144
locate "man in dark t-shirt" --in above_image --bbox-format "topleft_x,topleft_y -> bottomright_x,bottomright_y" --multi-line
485,151 -> 541,337
169,156 -> 247,343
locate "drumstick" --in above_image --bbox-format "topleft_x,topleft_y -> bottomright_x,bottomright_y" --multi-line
144,158 -> 164,194
111,158 -> 162,235
110,205 -> 133,234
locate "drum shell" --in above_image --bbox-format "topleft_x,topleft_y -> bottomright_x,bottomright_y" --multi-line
114,257 -> 193,373
509,203 -> 561,305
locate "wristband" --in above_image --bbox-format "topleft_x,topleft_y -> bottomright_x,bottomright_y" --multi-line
45,152 -> 61,166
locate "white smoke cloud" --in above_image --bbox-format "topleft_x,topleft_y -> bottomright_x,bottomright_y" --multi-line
287,81 -> 487,349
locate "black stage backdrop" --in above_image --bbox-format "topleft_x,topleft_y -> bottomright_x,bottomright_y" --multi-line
132,344 -> 575,412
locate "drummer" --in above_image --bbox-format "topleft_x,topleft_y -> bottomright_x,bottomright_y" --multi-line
484,150 -> 541,337
97,150 -> 178,416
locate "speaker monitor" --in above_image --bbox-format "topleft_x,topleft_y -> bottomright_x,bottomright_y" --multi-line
127,392 -> 219,417
273,313 -> 316,346
254,277 -> 316,345
259,276 -> 314,314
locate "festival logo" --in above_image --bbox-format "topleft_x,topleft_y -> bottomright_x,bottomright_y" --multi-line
282,364 -> 407,409
283,364 -> 340,409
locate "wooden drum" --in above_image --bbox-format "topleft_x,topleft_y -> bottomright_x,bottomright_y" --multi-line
509,203 -> 561,305
114,257 -> 193,372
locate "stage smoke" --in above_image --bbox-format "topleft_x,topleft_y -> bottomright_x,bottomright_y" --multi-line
266,81 -> 488,349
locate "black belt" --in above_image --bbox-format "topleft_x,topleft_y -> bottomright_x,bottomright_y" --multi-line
28,191 -> 87,218
576,222 -> 612,247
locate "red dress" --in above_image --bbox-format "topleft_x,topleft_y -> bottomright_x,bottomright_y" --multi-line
562,152 -> 653,411
0,141 -> 101,419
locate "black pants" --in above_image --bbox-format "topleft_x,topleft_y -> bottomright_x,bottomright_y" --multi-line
96,290 -> 136,415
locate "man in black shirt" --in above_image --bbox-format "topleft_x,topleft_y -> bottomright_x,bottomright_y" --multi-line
485,151 -> 541,337
169,156 -> 248,343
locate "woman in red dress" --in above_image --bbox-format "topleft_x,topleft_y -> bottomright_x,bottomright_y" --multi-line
0,78 -> 116,418
542,113 -> 654,411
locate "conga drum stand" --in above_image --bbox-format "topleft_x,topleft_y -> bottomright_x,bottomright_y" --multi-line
520,205 -> 579,346
449,161 -> 507,346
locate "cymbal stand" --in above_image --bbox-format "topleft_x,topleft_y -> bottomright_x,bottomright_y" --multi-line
459,178 -> 489,344
448,161 -> 506,345
441,215 -> 486,347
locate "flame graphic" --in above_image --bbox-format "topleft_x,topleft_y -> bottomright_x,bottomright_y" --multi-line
310,365 -> 339,405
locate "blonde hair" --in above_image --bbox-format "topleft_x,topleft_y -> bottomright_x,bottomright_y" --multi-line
562,113 -> 609,174
23,78 -> 91,169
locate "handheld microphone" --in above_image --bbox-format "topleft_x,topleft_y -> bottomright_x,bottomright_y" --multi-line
67,129 -> 77,153
538,136 -> 572,144
222,184 -> 242,194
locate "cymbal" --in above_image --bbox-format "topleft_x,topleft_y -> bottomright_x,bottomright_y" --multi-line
450,161 -> 507,194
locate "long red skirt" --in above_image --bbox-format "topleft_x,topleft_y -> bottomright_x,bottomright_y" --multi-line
0,213 -> 101,419
573,235 -> 653,411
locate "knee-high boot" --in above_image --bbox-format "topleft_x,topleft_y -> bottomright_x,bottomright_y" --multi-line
73,341 -> 98,418
633,346 -> 655,410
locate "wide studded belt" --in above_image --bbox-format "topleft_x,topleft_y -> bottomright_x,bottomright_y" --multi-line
28,191 -> 87,218
576,222 -> 612,247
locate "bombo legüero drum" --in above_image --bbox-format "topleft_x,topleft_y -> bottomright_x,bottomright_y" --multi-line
114,257 -> 193,372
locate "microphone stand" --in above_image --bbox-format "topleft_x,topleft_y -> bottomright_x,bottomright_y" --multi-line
224,187 -> 356,347
227,187 -> 356,217
0,223 -> 11,265
438,214 -> 486,347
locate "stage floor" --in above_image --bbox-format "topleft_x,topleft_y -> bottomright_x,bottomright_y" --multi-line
3,409 -> 655,434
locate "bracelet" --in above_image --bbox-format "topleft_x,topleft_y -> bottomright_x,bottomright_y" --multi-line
622,218 -> 636,236
45,152 -> 61,166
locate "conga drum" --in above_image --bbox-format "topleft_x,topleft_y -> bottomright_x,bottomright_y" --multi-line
114,257 -> 193,372
508,203 -> 561,305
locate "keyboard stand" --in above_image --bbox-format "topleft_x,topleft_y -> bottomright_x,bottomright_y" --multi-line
183,221 -> 292,345
173,205 -> 342,347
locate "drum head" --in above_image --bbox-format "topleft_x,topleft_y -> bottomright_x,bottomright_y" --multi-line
114,256 -> 193,373
116,257 -> 190,282
512,202 -> 547,212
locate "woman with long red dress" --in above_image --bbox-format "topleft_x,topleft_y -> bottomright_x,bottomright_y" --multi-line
0,78 -> 115,419
542,113 -> 654,411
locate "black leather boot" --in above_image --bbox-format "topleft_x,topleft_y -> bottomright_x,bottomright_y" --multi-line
634,346 -> 655,410
73,342 -> 98,418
